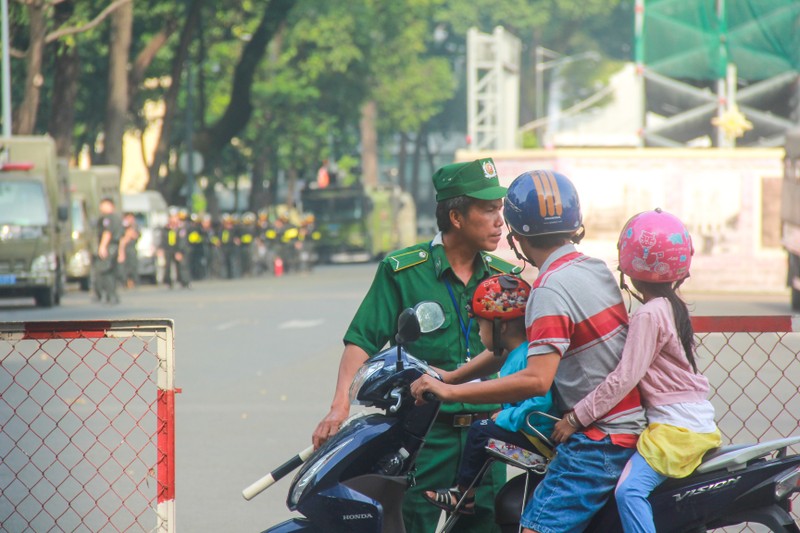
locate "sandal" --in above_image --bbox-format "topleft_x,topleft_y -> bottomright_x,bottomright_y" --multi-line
422,486 -> 475,515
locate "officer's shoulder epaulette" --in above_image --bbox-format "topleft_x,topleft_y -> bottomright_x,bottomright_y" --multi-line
482,252 -> 522,275
385,247 -> 430,272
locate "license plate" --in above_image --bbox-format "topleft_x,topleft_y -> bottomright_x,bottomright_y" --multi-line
0,274 -> 17,285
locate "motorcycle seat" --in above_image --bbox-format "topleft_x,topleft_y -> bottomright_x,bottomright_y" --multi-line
696,435 -> 800,474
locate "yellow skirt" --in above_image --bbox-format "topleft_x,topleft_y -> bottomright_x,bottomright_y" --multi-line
637,423 -> 721,478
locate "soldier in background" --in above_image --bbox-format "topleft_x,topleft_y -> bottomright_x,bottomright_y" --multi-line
220,213 -> 241,279
202,214 -> 223,279
162,209 -> 191,288
118,211 -> 140,289
95,197 -> 123,304
188,213 -> 208,280
239,212 -> 257,276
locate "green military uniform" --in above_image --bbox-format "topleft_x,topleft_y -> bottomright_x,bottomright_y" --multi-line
338,156 -> 514,533
344,239 -> 521,532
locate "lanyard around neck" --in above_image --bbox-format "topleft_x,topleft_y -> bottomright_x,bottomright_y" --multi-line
444,278 -> 473,361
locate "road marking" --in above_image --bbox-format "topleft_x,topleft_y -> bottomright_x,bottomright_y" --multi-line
215,320 -> 242,331
279,319 -> 325,329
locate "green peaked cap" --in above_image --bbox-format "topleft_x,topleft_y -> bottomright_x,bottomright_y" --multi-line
432,158 -> 507,202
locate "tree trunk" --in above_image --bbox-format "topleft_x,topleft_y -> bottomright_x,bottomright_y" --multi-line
103,0 -> 134,167
147,0 -> 203,190
48,42 -> 80,157
193,0 -> 294,158
129,18 -> 179,103
15,2 -> 47,135
249,145 -> 270,211
360,100 -> 378,186
411,128 -> 424,205
397,132 -> 408,190
286,165 -> 297,210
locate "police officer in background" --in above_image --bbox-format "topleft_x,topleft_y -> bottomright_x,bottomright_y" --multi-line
220,213 -> 241,279
96,197 -> 124,304
312,158 -> 517,532
187,213 -> 208,280
118,211 -> 140,289
239,212 -> 257,276
163,209 -> 191,288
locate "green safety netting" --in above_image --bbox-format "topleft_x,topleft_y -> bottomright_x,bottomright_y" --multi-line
641,0 -> 800,80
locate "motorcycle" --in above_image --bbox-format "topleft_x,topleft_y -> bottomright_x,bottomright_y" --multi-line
486,413 -> 800,533
243,301 -> 446,532
244,299 -> 800,533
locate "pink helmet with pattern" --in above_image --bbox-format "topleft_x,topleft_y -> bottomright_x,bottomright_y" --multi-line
617,209 -> 693,283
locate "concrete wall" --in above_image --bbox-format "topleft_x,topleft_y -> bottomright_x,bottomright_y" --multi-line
458,148 -> 787,293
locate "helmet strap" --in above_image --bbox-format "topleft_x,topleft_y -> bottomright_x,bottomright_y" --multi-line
492,318 -> 504,357
506,232 -> 533,270
619,272 -> 644,312
571,225 -> 586,244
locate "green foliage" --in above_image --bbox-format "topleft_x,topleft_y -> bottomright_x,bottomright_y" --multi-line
9,0 -> 632,205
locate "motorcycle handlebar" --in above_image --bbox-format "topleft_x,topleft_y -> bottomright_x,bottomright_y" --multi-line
242,445 -> 315,501
422,391 -> 438,402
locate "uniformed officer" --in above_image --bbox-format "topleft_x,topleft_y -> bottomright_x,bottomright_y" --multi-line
202,214 -> 223,278
95,197 -> 124,304
118,211 -> 140,289
162,209 -> 191,288
219,213 -> 241,279
311,158 -> 519,533
187,213 -> 208,280
239,212 -> 257,276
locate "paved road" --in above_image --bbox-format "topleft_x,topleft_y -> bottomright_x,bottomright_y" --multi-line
0,264 -> 795,532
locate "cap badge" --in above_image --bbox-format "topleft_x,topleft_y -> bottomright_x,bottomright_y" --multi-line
482,160 -> 497,179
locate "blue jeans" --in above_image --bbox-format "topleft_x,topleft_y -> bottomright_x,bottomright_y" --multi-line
520,432 -> 635,533
615,451 -> 666,533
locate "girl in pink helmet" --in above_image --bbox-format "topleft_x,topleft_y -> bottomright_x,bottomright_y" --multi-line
551,208 -> 721,533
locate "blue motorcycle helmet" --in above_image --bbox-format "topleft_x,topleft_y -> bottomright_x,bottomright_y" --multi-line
503,170 -> 583,237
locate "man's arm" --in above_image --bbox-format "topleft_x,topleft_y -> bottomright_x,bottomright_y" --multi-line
311,343 -> 369,449
411,351 -> 560,405
98,229 -> 112,259
441,348 -> 506,384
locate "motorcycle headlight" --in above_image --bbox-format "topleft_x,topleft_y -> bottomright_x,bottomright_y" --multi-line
349,359 -> 385,405
288,437 -> 353,507
31,252 -> 56,273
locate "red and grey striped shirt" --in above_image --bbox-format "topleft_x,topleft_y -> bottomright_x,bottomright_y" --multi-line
526,244 -> 646,443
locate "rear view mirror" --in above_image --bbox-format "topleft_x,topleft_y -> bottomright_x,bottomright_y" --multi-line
415,301 -> 445,333
395,308 -> 421,346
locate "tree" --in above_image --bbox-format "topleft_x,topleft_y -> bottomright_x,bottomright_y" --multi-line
10,0 -> 132,135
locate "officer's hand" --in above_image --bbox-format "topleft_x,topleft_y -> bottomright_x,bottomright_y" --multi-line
312,406 -> 349,450
98,246 -> 108,260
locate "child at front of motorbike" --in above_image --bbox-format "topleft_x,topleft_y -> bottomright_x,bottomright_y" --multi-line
415,274 -> 558,516
552,209 -> 722,533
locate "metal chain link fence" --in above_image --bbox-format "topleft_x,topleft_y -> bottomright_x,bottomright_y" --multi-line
0,320 -> 175,533
1,316 -> 798,532
692,316 -> 800,532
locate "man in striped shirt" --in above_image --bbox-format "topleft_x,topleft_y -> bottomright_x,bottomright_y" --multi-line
411,170 -> 646,533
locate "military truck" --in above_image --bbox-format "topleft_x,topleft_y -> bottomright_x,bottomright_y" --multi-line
67,166 -> 121,290
781,128 -> 800,311
0,136 -> 72,306
300,183 -> 417,263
